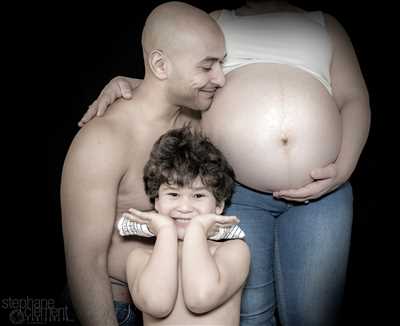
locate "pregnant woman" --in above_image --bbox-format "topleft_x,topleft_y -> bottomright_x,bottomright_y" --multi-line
79,1 -> 370,325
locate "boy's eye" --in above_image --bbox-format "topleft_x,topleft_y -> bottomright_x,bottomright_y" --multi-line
167,192 -> 178,197
193,193 -> 206,199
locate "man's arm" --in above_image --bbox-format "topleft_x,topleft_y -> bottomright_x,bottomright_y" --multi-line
181,217 -> 250,314
61,122 -> 126,326
126,210 -> 178,318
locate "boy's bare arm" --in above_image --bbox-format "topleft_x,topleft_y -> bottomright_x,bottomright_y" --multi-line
126,210 -> 179,318
181,216 -> 250,314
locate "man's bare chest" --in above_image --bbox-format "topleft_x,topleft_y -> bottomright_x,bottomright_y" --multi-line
117,153 -> 153,213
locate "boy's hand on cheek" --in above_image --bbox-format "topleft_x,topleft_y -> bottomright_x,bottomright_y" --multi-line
190,214 -> 240,237
127,208 -> 176,236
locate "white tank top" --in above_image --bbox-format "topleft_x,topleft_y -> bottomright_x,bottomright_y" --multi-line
217,10 -> 333,94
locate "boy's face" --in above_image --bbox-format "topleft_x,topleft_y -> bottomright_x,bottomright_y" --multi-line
155,177 -> 224,240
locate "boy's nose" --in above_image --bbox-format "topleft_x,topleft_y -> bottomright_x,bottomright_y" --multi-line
176,197 -> 193,213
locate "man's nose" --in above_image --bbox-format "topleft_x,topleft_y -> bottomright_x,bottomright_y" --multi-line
211,65 -> 225,88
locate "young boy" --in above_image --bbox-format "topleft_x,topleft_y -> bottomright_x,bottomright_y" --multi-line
122,126 -> 250,326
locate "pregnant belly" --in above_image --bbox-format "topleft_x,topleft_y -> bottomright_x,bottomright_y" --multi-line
201,64 -> 342,192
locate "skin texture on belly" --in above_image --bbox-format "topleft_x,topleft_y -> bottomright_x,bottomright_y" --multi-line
201,63 -> 342,192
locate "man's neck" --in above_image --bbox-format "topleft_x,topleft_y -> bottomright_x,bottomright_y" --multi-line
132,79 -> 182,125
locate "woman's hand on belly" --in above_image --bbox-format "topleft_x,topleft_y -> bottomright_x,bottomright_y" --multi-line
273,162 -> 344,202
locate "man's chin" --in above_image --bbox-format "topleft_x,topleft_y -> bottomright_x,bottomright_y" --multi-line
196,99 -> 213,111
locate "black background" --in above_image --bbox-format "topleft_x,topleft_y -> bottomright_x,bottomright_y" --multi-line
5,1 -> 390,325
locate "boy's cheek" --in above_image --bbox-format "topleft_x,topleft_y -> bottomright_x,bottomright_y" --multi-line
154,199 -> 170,215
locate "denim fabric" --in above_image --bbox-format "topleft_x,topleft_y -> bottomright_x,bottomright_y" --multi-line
62,287 -> 140,326
225,182 -> 353,326
113,301 -> 137,326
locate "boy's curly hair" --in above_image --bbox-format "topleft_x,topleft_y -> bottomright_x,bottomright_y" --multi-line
143,126 -> 235,205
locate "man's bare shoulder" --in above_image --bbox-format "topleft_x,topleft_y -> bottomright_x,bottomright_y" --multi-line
73,99 -> 141,151
64,103 -> 137,176
71,120 -> 124,158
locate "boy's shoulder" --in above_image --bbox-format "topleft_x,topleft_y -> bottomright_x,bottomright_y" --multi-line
210,239 -> 250,260
210,239 -> 250,279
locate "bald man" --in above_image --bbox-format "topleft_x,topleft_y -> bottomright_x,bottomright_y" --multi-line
61,2 -> 226,325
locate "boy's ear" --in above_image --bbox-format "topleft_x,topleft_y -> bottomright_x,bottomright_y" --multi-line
216,201 -> 225,215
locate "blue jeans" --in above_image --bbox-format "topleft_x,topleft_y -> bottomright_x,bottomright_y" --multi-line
113,301 -> 137,326
62,287 -> 139,326
225,182 -> 353,326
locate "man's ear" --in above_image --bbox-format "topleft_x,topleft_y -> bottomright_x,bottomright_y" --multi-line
148,50 -> 168,80
216,201 -> 225,215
